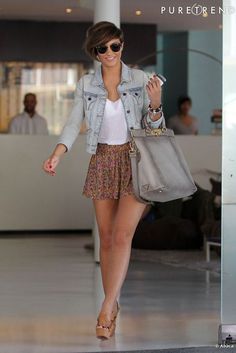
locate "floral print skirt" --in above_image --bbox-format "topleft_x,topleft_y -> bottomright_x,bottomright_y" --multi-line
82,142 -> 134,200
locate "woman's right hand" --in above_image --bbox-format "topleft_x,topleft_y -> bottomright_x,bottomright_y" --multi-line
43,155 -> 60,176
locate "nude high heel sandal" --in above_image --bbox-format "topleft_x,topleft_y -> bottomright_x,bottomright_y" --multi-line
96,313 -> 116,339
111,300 -> 120,322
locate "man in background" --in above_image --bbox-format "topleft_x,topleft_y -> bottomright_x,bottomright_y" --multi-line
9,93 -> 48,135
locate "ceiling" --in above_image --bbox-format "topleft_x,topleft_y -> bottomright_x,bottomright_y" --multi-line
0,0 -> 222,32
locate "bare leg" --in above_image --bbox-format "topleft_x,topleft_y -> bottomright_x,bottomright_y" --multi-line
93,199 -> 119,301
99,194 -> 147,317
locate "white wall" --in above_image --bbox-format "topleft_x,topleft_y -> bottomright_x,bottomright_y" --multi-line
157,30 -> 222,135
176,135 -> 222,190
188,30 -> 222,134
0,134 -> 93,231
0,135 -> 221,231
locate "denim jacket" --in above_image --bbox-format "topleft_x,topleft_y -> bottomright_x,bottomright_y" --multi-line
57,60 -> 164,154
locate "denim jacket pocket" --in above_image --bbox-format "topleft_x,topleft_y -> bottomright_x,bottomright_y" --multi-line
84,92 -> 98,110
128,86 -> 143,106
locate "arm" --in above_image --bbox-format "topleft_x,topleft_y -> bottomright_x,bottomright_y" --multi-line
57,76 -> 85,152
142,71 -> 164,129
193,117 -> 199,135
8,118 -> 17,134
43,118 -> 49,135
43,76 -> 84,176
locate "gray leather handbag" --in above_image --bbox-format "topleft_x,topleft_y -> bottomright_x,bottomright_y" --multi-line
129,117 -> 198,204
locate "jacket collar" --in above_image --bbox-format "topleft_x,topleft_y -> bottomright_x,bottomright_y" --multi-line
91,60 -> 132,86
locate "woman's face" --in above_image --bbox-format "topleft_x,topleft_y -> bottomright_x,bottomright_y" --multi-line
180,101 -> 191,114
96,38 -> 123,68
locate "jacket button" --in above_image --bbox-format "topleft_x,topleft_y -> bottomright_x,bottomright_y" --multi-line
135,92 -> 138,96
88,97 -> 91,100
123,92 -> 127,96
127,110 -> 130,113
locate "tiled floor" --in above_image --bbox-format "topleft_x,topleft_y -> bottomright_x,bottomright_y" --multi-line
0,234 -> 220,353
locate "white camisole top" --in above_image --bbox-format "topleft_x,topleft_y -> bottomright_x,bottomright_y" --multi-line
98,98 -> 130,144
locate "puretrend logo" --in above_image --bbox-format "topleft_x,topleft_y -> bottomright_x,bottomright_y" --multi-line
160,3 -> 235,15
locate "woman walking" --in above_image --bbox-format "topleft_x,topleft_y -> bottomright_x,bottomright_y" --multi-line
43,21 -> 164,339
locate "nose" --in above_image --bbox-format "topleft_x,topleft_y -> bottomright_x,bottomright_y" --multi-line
106,46 -> 113,55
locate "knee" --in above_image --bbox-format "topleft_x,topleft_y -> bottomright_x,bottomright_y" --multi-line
99,228 -> 113,251
113,229 -> 133,247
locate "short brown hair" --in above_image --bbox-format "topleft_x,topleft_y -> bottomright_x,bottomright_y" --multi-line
84,21 -> 124,61
24,93 -> 37,101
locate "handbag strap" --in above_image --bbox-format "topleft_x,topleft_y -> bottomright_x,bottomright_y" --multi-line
129,148 -> 152,205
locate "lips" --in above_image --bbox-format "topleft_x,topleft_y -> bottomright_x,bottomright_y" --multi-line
105,56 -> 116,61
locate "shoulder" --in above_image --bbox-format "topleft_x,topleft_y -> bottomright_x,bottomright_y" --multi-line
130,67 -> 146,78
76,73 -> 93,90
121,60 -> 148,84
81,72 -> 93,82
168,115 -> 179,122
167,115 -> 179,128
188,115 -> 198,126
190,115 -> 198,122
10,113 -> 24,122
130,67 -> 148,84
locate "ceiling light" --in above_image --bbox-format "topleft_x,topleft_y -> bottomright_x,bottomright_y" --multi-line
135,10 -> 142,16
66,8 -> 72,14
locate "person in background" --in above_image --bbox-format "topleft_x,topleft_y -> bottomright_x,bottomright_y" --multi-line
167,95 -> 198,135
9,93 -> 48,135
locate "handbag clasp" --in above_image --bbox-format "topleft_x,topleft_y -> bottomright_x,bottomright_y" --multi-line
146,128 -> 162,136
146,127 -> 167,136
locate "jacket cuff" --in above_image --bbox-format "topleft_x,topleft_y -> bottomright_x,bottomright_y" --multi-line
57,139 -> 71,152
145,111 -> 164,128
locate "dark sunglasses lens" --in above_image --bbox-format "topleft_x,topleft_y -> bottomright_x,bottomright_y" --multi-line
111,43 -> 122,52
96,46 -> 107,54
96,43 -> 122,54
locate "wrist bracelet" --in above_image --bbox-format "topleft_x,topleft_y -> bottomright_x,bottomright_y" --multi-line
148,103 -> 163,114
149,110 -> 163,122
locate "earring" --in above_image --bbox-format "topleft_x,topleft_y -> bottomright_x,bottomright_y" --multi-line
97,55 -> 100,61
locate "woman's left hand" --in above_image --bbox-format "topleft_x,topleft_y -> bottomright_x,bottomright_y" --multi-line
146,74 -> 162,108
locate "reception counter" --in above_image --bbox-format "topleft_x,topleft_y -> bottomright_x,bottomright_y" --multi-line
0,134 -> 221,231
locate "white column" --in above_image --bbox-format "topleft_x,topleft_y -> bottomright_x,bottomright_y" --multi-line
219,0 -> 236,344
92,0 -> 120,263
94,0 -> 120,26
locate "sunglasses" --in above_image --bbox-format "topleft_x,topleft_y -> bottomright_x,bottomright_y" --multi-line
95,42 -> 122,55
